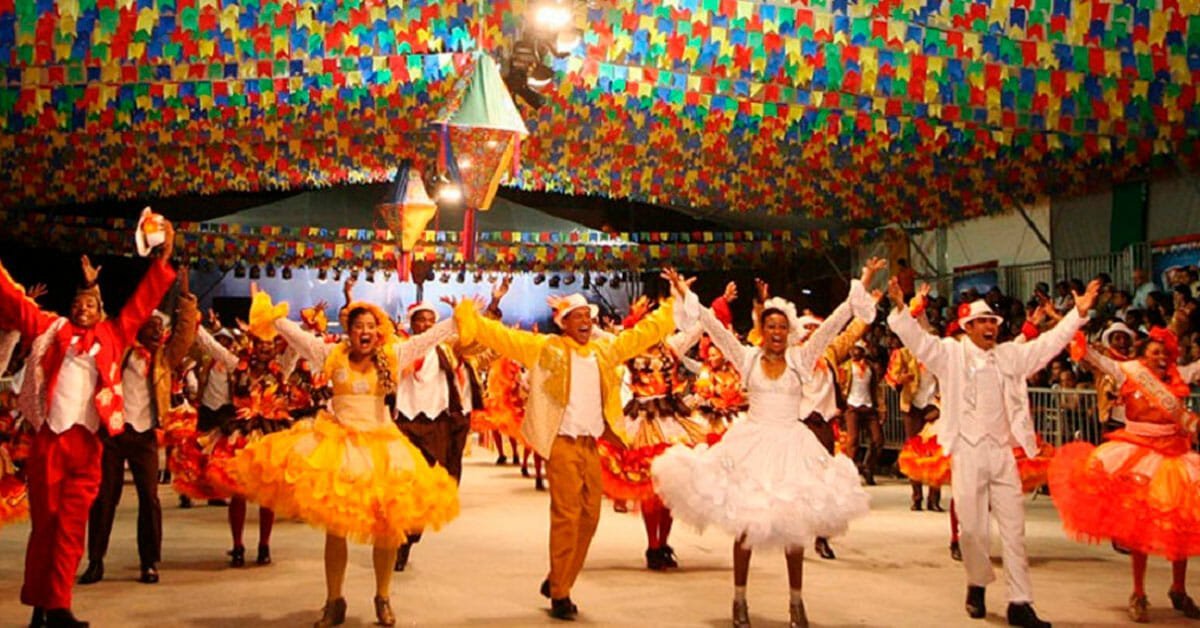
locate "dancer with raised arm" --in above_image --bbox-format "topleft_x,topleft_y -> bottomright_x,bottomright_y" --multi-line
1050,328 -> 1200,623
1,221 -> 178,628
652,260 -> 882,628
236,291 -> 460,627
886,275 -> 1100,628
452,275 -> 684,620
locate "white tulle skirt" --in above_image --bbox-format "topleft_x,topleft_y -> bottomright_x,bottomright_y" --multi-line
651,417 -> 870,549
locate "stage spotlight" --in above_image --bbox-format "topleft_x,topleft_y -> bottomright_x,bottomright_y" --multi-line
332,268 -> 342,281
472,270 -> 484,283
582,273 -> 591,290
366,271 -> 376,283
594,274 -> 607,287
531,0 -> 572,32
437,181 -> 464,205
281,266 -> 293,280
563,273 -> 576,286
609,274 -> 621,289
317,268 -> 328,281
548,275 -> 561,288
439,271 -> 451,284
456,269 -> 467,283
265,263 -> 276,278
234,263 -> 247,279
533,272 -> 546,285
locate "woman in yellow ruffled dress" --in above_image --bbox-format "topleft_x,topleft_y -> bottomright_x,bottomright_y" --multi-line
236,293 -> 460,628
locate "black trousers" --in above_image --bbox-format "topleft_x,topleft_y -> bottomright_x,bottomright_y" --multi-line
197,404 -> 234,433
87,429 -> 161,567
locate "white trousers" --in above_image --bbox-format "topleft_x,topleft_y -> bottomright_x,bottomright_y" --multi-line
951,437 -> 1033,603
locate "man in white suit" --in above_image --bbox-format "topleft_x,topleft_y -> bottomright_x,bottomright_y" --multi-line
886,276 -> 1099,628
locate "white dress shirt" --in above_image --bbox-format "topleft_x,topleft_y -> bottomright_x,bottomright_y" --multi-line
913,364 -> 938,408
799,363 -> 840,421
122,352 -> 153,433
46,337 -> 102,434
846,361 -> 874,407
395,347 -> 452,420
557,352 -> 604,438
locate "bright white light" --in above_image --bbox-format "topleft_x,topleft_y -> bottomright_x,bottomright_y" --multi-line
438,184 -> 464,203
459,157 -> 472,169
534,2 -> 572,31
801,288 -> 813,295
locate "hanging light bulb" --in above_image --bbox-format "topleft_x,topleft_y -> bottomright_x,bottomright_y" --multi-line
531,0 -> 572,32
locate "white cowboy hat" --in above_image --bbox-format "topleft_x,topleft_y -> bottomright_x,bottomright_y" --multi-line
959,300 -> 1003,326
135,207 -> 167,257
1101,322 -> 1135,347
551,293 -> 598,328
405,302 -> 440,327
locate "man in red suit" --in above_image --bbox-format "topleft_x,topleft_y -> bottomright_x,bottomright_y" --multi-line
0,223 -> 177,628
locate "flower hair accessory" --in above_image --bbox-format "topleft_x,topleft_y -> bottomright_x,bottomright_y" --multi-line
759,297 -> 804,345
1147,326 -> 1180,364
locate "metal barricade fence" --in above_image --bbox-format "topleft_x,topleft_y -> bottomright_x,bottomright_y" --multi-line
877,387 -> 1200,452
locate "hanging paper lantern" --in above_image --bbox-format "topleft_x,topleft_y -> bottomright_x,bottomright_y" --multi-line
376,161 -> 438,281
439,52 -> 530,262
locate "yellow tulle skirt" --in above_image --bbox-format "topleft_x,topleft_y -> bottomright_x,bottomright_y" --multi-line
234,411 -> 460,547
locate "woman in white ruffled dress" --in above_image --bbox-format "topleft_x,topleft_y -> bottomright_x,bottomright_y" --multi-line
652,259 -> 883,628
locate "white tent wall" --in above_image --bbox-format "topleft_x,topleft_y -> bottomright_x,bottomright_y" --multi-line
1051,190 -> 1112,260
856,200 -> 1051,278
1148,176 -> 1200,241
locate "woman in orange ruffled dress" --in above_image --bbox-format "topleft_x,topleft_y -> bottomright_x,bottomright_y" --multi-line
1050,328 -> 1200,623
0,390 -> 29,527
690,338 -> 746,442
194,307 -> 293,568
599,298 -> 706,571
236,292 -> 460,627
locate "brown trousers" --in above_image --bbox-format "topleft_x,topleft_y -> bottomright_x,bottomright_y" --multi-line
87,429 -> 161,567
546,435 -> 603,599
802,414 -> 837,455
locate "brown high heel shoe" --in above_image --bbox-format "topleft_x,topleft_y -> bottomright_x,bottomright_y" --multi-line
313,598 -> 346,628
1128,593 -> 1149,623
374,595 -> 395,626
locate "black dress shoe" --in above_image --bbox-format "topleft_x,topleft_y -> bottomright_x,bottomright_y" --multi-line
814,537 -> 836,560
521,466 -> 530,478
256,544 -> 271,565
660,545 -> 679,568
179,495 -> 193,509
550,598 -> 578,620
394,543 -> 411,572
1006,602 -> 1050,627
228,545 -> 245,567
138,566 -> 159,584
910,499 -> 923,512
927,499 -> 944,512
535,478 -> 546,491
76,561 -> 103,585
950,541 -> 962,562
44,609 -> 88,628
1169,589 -> 1200,618
496,454 -> 507,465
966,586 -> 986,619
540,579 -> 551,599
30,606 -> 45,628
207,499 -> 228,506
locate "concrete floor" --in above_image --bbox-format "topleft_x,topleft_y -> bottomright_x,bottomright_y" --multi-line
0,446 -> 1194,627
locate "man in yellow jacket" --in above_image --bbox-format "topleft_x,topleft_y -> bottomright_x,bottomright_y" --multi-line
454,272 -> 686,620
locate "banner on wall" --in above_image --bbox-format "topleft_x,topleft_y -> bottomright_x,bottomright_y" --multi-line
952,260 -> 1000,301
1151,235 -> 1200,292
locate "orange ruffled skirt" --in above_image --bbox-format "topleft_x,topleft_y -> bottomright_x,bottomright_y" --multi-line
599,399 -> 710,502
234,411 -> 459,547
898,425 -> 951,488
0,473 -> 27,526
160,404 -> 226,500
1049,429 -> 1200,560
896,426 -> 1054,493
